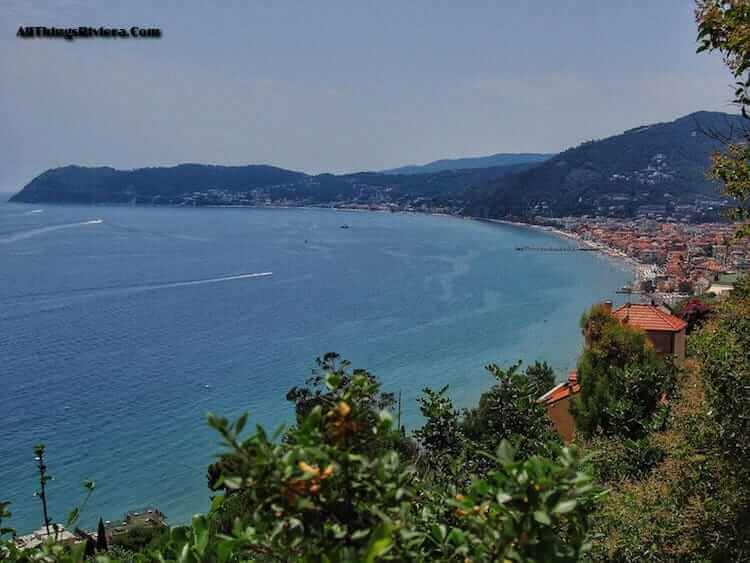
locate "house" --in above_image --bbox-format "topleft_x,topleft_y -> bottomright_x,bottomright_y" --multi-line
537,370 -> 580,442
14,525 -> 80,550
539,301 -> 688,442
105,507 -> 167,547
609,302 -> 687,362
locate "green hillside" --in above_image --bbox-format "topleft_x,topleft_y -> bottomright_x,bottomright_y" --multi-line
465,111 -> 746,219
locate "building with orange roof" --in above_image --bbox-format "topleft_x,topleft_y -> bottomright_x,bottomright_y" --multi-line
538,301 -> 688,442
537,370 -> 580,442
610,302 -> 687,362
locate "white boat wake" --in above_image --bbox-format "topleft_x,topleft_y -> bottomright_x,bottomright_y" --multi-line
0,219 -> 103,244
138,272 -> 273,292
0,272 -> 274,317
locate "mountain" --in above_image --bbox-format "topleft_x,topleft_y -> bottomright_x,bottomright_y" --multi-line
10,111 -> 746,216
381,153 -> 551,175
464,111 -> 747,219
10,160 -> 537,205
10,164 -> 310,204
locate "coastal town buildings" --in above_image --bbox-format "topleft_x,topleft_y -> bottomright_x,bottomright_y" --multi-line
549,217 -> 750,301
14,525 -> 81,550
610,302 -> 687,362
539,302 -> 689,442
537,370 -> 580,442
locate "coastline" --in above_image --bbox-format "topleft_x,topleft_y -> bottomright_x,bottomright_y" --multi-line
470,216 -> 642,282
6,199 -> 642,287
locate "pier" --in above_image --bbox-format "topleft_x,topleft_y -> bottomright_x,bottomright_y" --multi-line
515,246 -> 597,252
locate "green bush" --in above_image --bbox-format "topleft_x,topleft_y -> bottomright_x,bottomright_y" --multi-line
416,361 -> 559,483
572,305 -> 678,440
2,358 -> 599,562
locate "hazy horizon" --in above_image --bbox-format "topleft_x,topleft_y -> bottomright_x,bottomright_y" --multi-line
0,0 -> 739,192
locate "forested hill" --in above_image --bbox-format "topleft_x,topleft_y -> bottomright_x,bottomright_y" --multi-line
464,111 -> 748,219
11,111 -> 746,214
9,164 -> 310,204
9,159 -> 538,205
380,152 -> 551,175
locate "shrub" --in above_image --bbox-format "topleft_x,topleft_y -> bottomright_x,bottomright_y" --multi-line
572,305 -> 678,440
416,361 -> 559,482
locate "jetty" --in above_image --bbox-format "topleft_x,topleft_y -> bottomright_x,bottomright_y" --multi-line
515,246 -> 596,252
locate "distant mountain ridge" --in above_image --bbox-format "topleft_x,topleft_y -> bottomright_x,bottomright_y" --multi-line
10,111 -> 746,219
464,111 -> 747,219
380,153 -> 552,175
10,164 -> 309,204
10,159 -> 539,205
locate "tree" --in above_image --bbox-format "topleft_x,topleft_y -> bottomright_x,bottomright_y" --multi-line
413,385 -> 465,480
96,517 -> 108,551
0,501 -> 14,540
197,367 -> 600,562
285,352 -> 411,458
679,297 -> 714,333
461,361 -> 559,465
572,305 -> 678,439
690,276 -> 750,461
33,444 -> 52,535
697,0 -> 750,238
416,361 -> 559,483
2,356 -> 602,561
590,362 -> 750,561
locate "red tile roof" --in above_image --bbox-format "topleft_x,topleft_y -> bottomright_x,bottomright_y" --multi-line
538,370 -> 580,405
612,303 -> 687,332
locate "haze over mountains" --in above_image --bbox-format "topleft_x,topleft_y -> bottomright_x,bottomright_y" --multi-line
11,111 -> 746,220
380,153 -> 552,175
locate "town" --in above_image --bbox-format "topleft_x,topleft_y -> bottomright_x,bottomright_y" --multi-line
550,216 -> 750,302
159,187 -> 750,304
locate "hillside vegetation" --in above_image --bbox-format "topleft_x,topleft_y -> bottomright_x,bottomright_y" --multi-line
465,111 -> 747,219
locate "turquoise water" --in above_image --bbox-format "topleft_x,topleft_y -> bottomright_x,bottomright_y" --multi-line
0,203 -> 630,533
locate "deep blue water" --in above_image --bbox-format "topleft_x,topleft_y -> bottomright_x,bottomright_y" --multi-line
0,203 -> 630,533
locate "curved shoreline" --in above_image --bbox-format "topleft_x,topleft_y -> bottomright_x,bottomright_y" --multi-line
3,200 -> 640,287
469,216 -> 640,281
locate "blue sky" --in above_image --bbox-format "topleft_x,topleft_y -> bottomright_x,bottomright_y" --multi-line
0,0 -> 738,191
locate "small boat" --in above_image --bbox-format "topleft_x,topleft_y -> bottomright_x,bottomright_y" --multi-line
340,225 -> 350,229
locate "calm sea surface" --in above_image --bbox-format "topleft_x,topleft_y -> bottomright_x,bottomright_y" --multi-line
0,203 -> 630,532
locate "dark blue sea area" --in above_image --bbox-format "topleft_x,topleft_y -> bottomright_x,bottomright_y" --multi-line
0,203 -> 630,533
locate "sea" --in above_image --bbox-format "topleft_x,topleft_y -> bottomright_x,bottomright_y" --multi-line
0,203 -> 631,533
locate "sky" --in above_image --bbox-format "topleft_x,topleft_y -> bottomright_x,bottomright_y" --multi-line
0,0 -> 739,192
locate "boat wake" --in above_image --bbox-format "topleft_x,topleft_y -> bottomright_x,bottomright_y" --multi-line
1,272 -> 274,314
0,219 -> 103,244
136,272 -> 273,292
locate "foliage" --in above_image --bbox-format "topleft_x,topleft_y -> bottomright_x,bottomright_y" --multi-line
706,143 -> 750,238
583,435 -> 664,485
696,0 -> 750,237
465,110 -> 744,220
676,297 -> 714,334
97,518 -> 108,552
415,361 -> 559,483
697,0 -> 750,115
0,501 -> 14,540
1,357 -> 600,562
33,444 -> 53,535
209,353 -> 413,493
109,523 -> 166,552
572,305 -> 678,439
412,385 -> 466,481
284,352 -> 409,458
584,277 -> 750,561
588,361 -> 750,562
461,362 -> 559,467
689,276 -> 750,461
